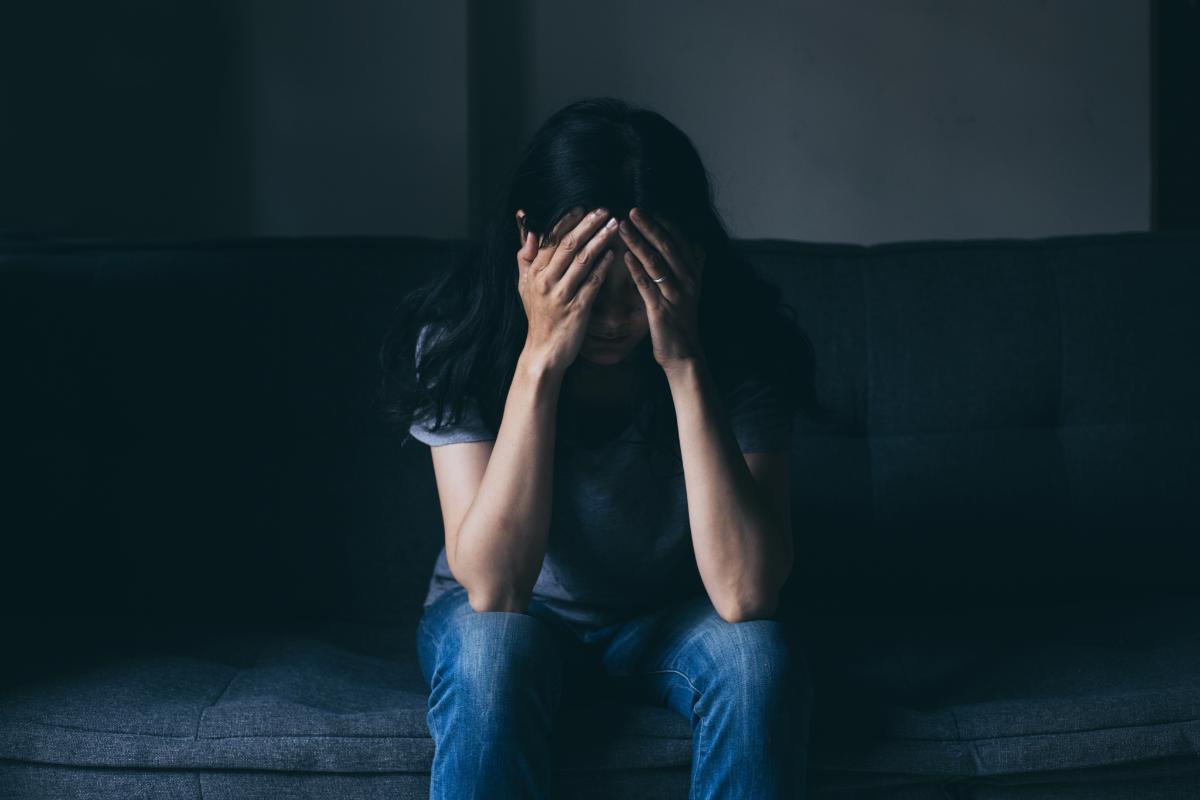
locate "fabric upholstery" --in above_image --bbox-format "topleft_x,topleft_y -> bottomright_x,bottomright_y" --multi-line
3,594 -> 1199,796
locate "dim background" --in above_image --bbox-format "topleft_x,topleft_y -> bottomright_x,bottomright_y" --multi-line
0,0 -> 1196,244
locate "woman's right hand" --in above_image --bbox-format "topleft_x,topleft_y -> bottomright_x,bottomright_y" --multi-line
515,205 -> 621,375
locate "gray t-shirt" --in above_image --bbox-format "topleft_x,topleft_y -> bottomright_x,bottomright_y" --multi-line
408,324 -> 794,629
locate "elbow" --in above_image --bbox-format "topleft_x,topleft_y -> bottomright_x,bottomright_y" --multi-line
719,557 -> 791,624
719,513 -> 794,624
467,586 -> 532,614
457,546 -> 536,614
718,602 -> 777,624
716,590 -> 780,624
452,563 -> 533,614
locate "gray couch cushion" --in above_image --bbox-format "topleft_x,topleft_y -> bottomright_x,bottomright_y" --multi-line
3,596 -> 1198,787
803,594 -> 1200,778
0,620 -> 691,775
0,759 -> 700,800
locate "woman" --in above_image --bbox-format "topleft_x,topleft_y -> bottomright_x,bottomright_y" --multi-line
378,96 -> 827,799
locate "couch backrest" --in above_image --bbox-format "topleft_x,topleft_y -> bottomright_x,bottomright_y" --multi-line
760,232 -> 1200,619
3,232 -> 1198,626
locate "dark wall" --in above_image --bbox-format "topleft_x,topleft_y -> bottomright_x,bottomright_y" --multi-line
1,2 -> 1182,242
1152,0 -> 1200,230
0,1 -> 251,240
0,0 -> 469,242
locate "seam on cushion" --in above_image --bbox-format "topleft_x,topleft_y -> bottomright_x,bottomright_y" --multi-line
946,704 -> 979,774
809,713 -> 1200,744
195,716 -> 1196,742
0,719 -> 689,742
7,721 -> 195,738
11,714 -> 1196,744
195,669 -> 241,742
5,720 -> 430,740
865,715 -> 1200,743
207,733 -> 687,741
21,719 -> 1200,743
895,642 -> 978,772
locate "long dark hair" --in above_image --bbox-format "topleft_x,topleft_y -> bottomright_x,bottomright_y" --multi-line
377,96 -> 829,465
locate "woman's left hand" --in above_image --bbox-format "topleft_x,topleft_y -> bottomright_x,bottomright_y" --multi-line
619,207 -> 707,376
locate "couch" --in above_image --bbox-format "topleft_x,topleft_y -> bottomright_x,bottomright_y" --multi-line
2,230 -> 1198,799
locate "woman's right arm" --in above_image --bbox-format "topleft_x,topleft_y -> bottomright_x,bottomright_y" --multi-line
440,348 -> 564,612
440,205 -> 621,613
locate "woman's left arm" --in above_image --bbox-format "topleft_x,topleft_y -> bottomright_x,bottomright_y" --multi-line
666,359 -> 794,623
618,207 -> 793,623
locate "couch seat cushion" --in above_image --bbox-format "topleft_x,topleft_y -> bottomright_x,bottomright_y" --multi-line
2,595 -> 1198,785
0,619 -> 691,775
805,593 -> 1200,778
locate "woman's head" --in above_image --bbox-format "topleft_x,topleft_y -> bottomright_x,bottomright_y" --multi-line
515,204 -> 703,367
509,100 -> 716,368
379,96 -> 829,452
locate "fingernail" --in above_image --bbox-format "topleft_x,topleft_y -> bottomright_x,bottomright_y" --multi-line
620,219 -> 633,233
604,217 -> 618,230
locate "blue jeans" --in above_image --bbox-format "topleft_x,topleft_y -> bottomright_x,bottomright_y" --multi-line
415,583 -> 814,799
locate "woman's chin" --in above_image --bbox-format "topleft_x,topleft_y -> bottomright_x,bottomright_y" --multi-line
579,351 -> 622,365
580,342 -> 634,365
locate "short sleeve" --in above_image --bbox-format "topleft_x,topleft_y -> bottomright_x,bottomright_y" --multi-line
408,397 -> 495,446
725,376 -> 794,454
407,323 -> 497,447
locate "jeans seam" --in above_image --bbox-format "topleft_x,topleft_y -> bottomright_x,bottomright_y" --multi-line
417,585 -> 464,652
621,667 -> 702,699
416,614 -> 439,667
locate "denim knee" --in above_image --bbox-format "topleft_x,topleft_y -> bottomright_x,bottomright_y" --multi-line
427,609 -> 566,727
705,619 -> 811,706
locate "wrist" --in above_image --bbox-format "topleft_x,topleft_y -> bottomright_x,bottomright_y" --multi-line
518,344 -> 567,385
663,355 -> 707,390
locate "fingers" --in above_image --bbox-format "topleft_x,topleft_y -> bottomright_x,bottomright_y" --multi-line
548,206 -> 587,247
619,215 -> 678,303
518,205 -> 578,281
516,230 -> 538,286
516,205 -> 583,264
558,214 -> 621,298
516,208 -> 528,247
542,207 -> 615,285
573,249 -> 616,309
518,230 -> 536,265
657,216 -> 704,291
623,245 -> 662,313
516,208 -> 536,272
627,209 -> 690,289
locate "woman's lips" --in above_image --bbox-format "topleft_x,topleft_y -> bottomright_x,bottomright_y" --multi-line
587,333 -> 625,342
